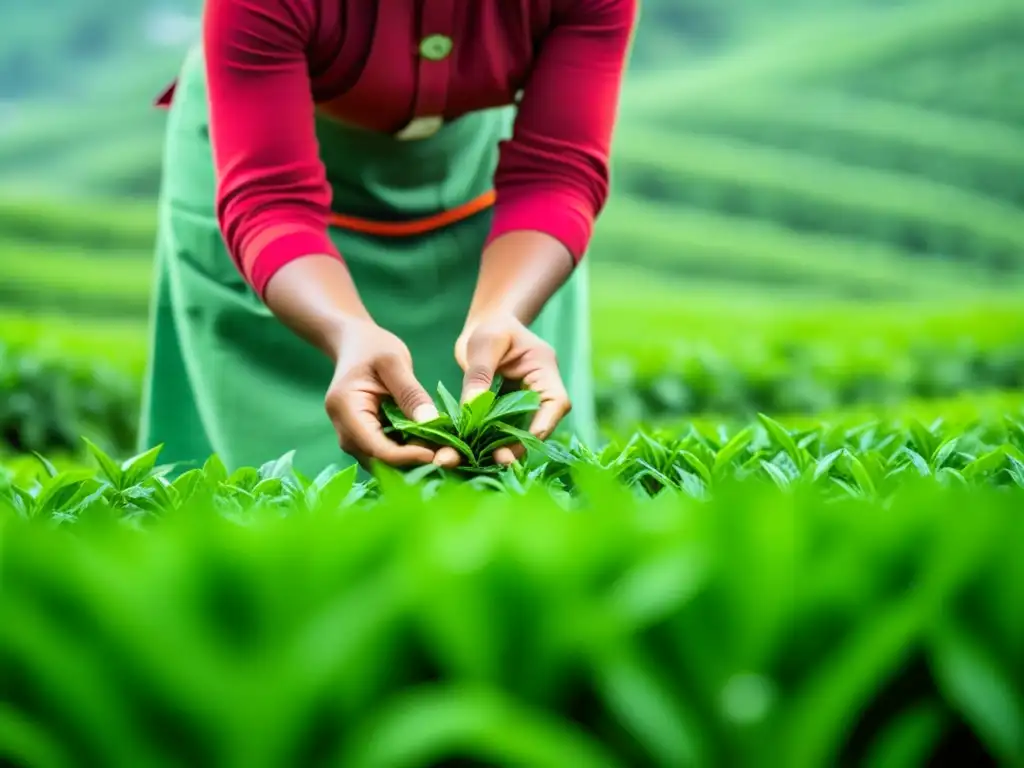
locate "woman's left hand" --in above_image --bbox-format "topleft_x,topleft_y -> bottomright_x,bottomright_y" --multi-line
437,314 -> 571,467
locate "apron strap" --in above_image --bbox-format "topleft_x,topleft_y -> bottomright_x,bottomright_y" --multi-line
328,190 -> 495,236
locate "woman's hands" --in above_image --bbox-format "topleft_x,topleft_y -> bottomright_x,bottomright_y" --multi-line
323,313 -> 569,470
436,313 -> 572,467
326,313 -> 571,469
262,236 -> 575,470
324,318 -> 441,467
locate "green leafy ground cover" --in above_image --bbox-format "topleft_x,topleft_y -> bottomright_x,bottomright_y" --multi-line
7,391 -> 1024,506
2,449 -> 1022,767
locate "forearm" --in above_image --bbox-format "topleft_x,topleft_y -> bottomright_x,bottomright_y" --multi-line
464,231 -> 574,330
262,254 -> 373,361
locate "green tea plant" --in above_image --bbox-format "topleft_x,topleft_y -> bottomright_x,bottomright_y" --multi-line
0,341 -> 137,456
381,381 -> 571,473
2,476 -> 1022,767
6,413 -> 1024,529
7,328 -> 1024,457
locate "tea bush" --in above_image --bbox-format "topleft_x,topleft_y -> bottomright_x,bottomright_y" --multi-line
7,404 -> 1024,517
6,321 -> 1024,455
2,454 -> 1022,767
0,342 -> 137,456
595,339 -> 1024,427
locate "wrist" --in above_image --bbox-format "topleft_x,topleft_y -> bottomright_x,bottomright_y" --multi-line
466,232 -> 573,330
262,254 -> 374,360
461,307 -> 520,337
321,312 -> 377,362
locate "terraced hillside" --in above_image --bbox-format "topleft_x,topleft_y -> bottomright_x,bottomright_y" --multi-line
601,0 -> 1024,292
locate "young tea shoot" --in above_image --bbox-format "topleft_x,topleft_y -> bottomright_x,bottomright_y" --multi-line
381,380 -> 552,472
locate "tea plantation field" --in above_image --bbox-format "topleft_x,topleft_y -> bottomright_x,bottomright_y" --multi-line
2,1 -> 1024,764
4,409 -> 1024,767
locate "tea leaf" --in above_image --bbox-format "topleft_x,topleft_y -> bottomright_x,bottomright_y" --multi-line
203,454 -> 228,485
680,450 -> 713,486
228,467 -> 261,492
402,425 -> 475,460
930,624 -> 1024,764
82,438 -> 124,487
931,438 -> 960,469
757,414 -> 808,472
844,451 -> 877,497
812,449 -> 844,481
259,450 -> 297,482
461,389 -> 497,436
711,427 -> 754,476
483,390 -> 542,426
381,399 -> 412,428
494,424 -> 560,462
31,452 -> 59,479
437,381 -> 464,430
477,434 -> 520,460
171,469 -> 205,501
898,448 -> 931,477
760,460 -> 791,489
315,464 -> 359,512
33,470 -> 96,518
962,447 -> 1006,480
120,444 -> 164,485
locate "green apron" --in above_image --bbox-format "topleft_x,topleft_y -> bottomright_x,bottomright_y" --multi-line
139,46 -> 596,476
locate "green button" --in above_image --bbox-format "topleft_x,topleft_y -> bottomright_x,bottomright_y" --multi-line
419,34 -> 453,61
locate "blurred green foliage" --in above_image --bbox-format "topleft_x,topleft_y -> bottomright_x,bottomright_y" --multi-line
2,462 -> 1023,766
6,297 -> 1024,456
0,342 -> 137,456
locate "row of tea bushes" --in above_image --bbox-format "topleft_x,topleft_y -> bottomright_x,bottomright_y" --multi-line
595,339 -> 1024,427
651,89 -> 1024,207
0,341 -> 138,456
6,328 -> 1024,455
6,407 -> 1024,515
2,464 -> 1021,767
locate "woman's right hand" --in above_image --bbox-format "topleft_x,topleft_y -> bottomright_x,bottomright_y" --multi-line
261,255 -> 441,469
324,318 -> 440,468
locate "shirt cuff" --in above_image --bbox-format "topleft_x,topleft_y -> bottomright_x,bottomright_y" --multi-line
243,226 -> 341,298
484,191 -> 594,263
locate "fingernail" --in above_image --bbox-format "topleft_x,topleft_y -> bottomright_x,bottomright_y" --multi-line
462,388 -> 484,405
412,404 -> 439,423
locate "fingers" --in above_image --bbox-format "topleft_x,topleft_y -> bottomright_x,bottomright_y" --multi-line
520,344 -> 571,441
433,446 -> 462,469
493,444 -> 523,466
529,389 -> 572,441
376,354 -> 438,422
326,389 -> 435,467
461,325 -> 512,403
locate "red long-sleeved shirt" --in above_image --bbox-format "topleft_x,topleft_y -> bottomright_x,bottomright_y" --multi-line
167,0 -> 636,295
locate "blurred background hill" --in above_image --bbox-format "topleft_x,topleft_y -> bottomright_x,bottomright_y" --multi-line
2,0 -> 1023,452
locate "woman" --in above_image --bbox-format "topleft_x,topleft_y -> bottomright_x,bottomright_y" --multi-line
140,0 -> 637,475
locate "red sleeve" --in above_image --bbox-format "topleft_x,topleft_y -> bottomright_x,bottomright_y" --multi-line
484,0 -> 638,262
203,0 -> 340,296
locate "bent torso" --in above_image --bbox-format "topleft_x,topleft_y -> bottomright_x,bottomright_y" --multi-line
308,0 -> 554,136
